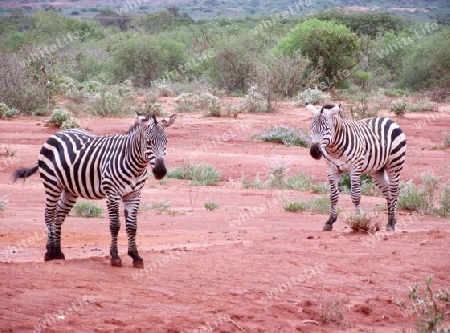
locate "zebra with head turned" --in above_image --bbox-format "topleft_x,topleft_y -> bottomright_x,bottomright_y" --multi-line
14,113 -> 176,268
306,102 -> 406,231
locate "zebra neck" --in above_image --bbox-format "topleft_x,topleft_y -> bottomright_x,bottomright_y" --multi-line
124,129 -> 148,171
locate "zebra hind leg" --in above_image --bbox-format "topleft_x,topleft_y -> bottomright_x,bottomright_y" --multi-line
107,196 -> 122,267
372,170 -> 394,231
52,190 -> 78,260
123,195 -> 143,268
386,169 -> 402,231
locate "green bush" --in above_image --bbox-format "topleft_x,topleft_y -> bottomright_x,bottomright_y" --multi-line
72,201 -> 103,218
167,164 -> 221,186
284,197 -> 330,215
259,125 -> 310,147
204,201 -> 219,211
390,99 -> 409,117
175,92 -> 222,116
398,182 -> 429,212
399,28 -> 450,91
110,35 -> 188,87
238,84 -> 272,113
294,88 -> 331,105
46,109 -> 74,128
276,18 -> 360,88
0,102 -> 19,119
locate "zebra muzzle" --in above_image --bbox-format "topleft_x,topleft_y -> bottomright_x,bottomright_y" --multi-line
152,159 -> 167,180
310,143 -> 323,160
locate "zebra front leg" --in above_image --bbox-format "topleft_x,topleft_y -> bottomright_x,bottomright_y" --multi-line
107,195 -> 122,267
123,193 -> 143,269
324,169 -> 342,231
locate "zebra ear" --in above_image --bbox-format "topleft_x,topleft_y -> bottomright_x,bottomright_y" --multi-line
326,104 -> 341,117
135,112 -> 151,127
160,114 -> 177,128
306,102 -> 319,115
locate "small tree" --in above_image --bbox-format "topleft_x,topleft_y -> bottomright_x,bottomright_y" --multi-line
276,18 -> 360,88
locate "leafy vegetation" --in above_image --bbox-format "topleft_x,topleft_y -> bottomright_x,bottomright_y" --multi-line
167,164 -> 221,186
398,276 -> 450,333
72,201 -> 103,218
343,212 -> 380,233
204,201 -> 219,211
46,109 -> 80,129
0,6 -> 449,116
283,197 -> 331,215
259,125 -> 310,147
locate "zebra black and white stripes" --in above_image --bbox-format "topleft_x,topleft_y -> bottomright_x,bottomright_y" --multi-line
14,113 -> 176,268
307,102 -> 406,231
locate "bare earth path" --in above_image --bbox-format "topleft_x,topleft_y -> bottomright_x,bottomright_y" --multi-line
1,100 -> 449,332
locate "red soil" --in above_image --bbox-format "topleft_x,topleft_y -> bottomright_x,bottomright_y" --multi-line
0,99 -> 449,332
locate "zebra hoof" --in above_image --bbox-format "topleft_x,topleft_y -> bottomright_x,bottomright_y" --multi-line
386,224 -> 395,232
133,259 -> 144,269
111,258 -> 122,267
322,223 -> 333,231
44,254 -> 53,261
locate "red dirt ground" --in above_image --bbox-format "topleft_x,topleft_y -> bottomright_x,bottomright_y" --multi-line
1,99 -> 449,333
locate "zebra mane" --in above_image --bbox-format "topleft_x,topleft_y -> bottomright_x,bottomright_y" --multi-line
127,114 -> 158,134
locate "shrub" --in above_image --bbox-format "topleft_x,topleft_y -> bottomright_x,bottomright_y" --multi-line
344,212 -> 380,233
0,103 -> 19,119
61,117 -> 80,130
404,276 -> 450,333
110,35 -> 188,87
409,99 -> 439,112
435,185 -> 450,218
259,125 -> 310,147
294,88 -> 331,105
175,92 -> 222,116
348,92 -> 380,120
238,84 -> 272,113
167,164 -> 221,186
398,182 -> 429,213
72,201 -> 102,218
444,132 -> 450,148
0,51 -> 47,113
46,109 -> 74,128
276,18 -> 360,88
204,201 -> 219,211
0,194 -> 10,212
390,99 -> 409,117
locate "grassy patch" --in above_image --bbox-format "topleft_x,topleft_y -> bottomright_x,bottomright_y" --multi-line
283,197 -> 330,215
72,201 -> 102,218
409,99 -> 439,112
167,164 -> 221,186
259,125 -> 310,147
204,201 -> 219,211
242,168 -> 319,191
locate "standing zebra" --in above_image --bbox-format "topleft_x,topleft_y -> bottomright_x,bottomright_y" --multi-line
14,113 -> 176,268
306,102 -> 406,231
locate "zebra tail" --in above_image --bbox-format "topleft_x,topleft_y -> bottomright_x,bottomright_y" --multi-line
13,165 -> 39,181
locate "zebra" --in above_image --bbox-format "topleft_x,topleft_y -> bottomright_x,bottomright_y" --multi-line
306,102 -> 406,231
14,113 -> 176,268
